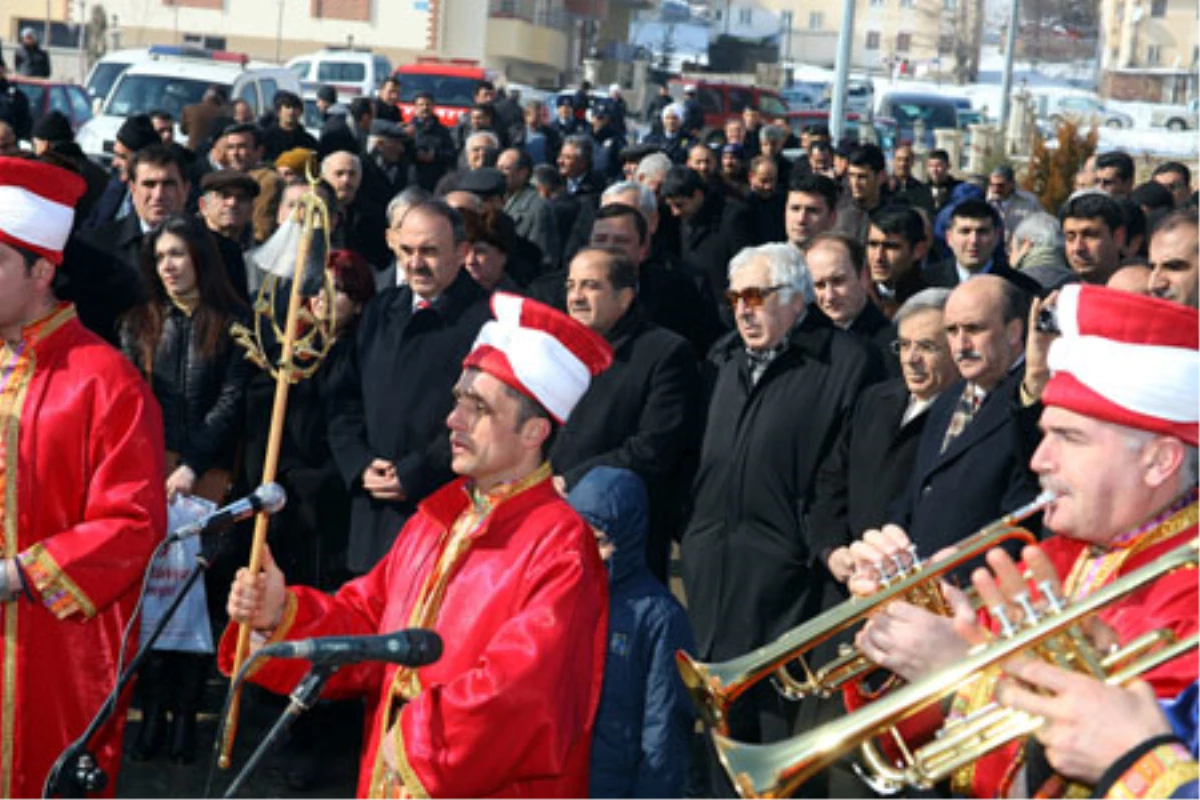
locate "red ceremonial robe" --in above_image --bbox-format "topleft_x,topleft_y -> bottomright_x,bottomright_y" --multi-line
844,495 -> 1198,798
219,467 -> 609,798
1,305 -> 166,797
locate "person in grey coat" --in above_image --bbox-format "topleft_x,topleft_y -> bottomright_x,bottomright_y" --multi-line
498,146 -> 560,272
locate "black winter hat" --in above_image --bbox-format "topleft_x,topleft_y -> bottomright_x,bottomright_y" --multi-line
32,110 -> 73,143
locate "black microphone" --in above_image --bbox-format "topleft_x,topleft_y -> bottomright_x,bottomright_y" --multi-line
259,629 -> 443,667
167,483 -> 287,541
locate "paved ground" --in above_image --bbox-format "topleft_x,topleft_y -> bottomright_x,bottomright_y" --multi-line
117,674 -> 362,798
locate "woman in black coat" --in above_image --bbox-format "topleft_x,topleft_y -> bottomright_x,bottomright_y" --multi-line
119,213 -> 251,765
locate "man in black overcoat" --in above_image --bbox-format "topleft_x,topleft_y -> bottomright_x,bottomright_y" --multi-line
326,200 -> 490,573
679,243 -> 883,795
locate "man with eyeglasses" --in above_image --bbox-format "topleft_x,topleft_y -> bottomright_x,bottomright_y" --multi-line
884,274 -> 1041,565
680,242 -> 882,796
813,288 -> 959,583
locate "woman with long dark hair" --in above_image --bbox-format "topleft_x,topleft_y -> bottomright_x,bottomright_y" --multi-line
119,213 -> 251,764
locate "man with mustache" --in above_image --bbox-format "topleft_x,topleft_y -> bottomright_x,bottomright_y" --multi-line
837,285 -> 1198,798
1061,191 -> 1128,285
327,200 -> 491,574
1148,208 -> 1198,308
885,274 -> 1041,561
226,292 -> 612,797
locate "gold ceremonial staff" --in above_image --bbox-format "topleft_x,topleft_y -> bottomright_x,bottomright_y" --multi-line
217,171 -> 337,769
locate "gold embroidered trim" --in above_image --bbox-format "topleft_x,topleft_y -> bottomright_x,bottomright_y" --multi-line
368,463 -> 553,797
1140,760 -> 1200,799
18,542 -> 96,620
393,715 -> 430,798
948,666 -> 1004,796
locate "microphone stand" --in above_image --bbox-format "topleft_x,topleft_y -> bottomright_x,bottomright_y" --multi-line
43,552 -> 213,798
221,665 -> 338,798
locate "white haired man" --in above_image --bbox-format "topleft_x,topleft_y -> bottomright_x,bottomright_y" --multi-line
680,242 -> 883,794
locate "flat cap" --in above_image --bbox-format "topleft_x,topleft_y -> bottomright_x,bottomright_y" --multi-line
200,169 -> 260,198
458,167 -> 507,197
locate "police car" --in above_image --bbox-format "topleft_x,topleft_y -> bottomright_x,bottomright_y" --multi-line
76,45 -> 301,164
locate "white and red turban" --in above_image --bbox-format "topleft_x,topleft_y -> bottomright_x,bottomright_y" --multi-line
464,293 -> 613,424
1045,284 -> 1199,446
0,157 -> 86,265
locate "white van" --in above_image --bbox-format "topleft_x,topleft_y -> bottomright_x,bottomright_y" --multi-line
285,47 -> 393,101
76,46 -> 301,163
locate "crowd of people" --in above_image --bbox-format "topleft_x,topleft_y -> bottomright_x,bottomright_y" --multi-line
0,68 -> 1196,799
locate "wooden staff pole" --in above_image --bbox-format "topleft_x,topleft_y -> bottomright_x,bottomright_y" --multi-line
217,202 -> 318,769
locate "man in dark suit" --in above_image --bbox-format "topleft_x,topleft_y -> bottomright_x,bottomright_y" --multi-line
662,164 -> 751,312
66,144 -> 248,345
811,287 -> 958,580
924,198 -> 1043,298
889,274 -> 1041,563
327,200 -> 490,574
551,247 -> 701,583
806,232 -> 898,375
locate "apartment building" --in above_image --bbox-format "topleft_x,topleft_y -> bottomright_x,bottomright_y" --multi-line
2,0 -> 615,86
755,0 -> 983,81
1098,0 -> 1197,101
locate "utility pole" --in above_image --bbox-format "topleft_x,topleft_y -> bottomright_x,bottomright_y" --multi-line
829,0 -> 857,142
276,0 -> 285,62
998,0 -> 1019,136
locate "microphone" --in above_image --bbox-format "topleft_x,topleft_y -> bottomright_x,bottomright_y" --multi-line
259,629 -> 443,667
168,483 -> 287,541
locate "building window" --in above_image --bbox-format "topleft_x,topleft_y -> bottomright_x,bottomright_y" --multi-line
900,0 -> 915,7
310,0 -> 370,21
1150,0 -> 1167,16
738,7 -> 752,24
943,0 -> 955,9
1146,44 -> 1163,64
896,32 -> 912,51
869,0 -> 885,7
809,11 -> 824,28
866,31 -> 881,49
939,34 -> 955,53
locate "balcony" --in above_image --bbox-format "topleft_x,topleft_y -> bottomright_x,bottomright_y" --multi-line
487,0 -> 571,68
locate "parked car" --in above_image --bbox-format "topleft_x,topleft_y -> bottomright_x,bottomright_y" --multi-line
11,76 -> 93,132
1031,92 -> 1134,129
1151,98 -> 1199,131
781,81 -> 826,111
77,46 -> 300,164
667,79 -> 788,132
83,47 -> 153,109
876,91 -> 960,147
819,79 -> 875,116
784,109 -> 898,152
394,59 -> 501,127
286,47 -> 393,101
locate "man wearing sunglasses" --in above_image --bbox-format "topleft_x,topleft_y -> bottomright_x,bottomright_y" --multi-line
680,243 -> 883,796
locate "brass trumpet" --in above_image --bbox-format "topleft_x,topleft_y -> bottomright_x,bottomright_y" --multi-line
676,492 -> 1056,732
713,536 -> 1200,798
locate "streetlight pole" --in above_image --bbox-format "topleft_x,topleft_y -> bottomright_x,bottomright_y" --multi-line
829,0 -> 857,142
998,0 -> 1020,136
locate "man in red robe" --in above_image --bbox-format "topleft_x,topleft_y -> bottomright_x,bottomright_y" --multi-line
837,284 -> 1198,797
0,156 -> 167,796
224,274 -> 614,798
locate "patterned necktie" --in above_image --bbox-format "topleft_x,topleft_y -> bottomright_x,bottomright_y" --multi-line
941,384 -> 983,453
